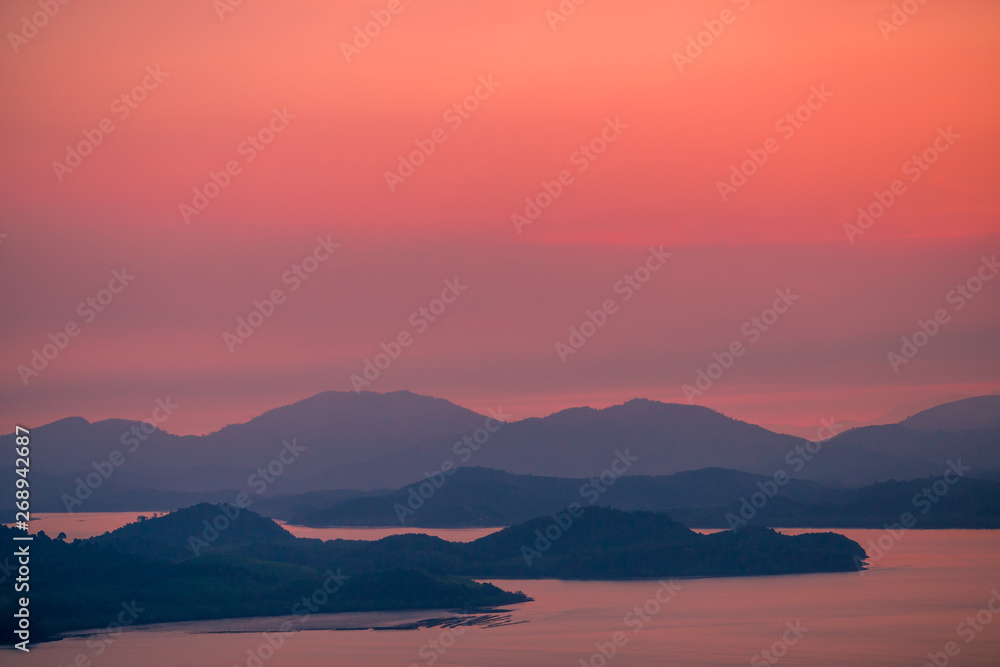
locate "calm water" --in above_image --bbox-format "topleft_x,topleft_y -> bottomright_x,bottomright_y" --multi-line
275,521 -> 504,543
17,511 -> 156,540
7,514 -> 1000,666
17,512 -> 504,542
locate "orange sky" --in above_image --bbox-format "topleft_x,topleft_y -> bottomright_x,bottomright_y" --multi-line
1,0 -> 998,434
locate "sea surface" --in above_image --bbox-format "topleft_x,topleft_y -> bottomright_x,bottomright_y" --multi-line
19,511 -> 503,542
7,513 -> 1000,666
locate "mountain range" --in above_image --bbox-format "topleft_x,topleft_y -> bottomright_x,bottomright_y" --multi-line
274,466 -> 1000,529
2,392 -> 998,514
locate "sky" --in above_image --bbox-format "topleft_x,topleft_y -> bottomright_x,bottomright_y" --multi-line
1,0 -> 998,435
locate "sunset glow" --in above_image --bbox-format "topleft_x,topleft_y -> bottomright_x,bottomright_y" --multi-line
1,0 -> 998,434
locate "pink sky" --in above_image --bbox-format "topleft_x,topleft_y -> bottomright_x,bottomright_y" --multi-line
1,0 -> 998,434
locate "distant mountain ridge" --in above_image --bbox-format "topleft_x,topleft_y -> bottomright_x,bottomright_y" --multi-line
900,396 -> 1000,431
2,392 -> 998,512
278,466 -> 1000,530
283,466 -> 834,528
761,394 -> 992,439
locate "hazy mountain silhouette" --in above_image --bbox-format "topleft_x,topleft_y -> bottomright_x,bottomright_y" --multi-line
812,421 -> 1000,484
761,419 -> 868,441
1,391 -> 489,499
3,392 -> 999,512
285,466 -> 832,527
761,393 -> 981,439
899,395 -> 1000,431
281,466 -> 1000,529
392,399 -> 803,482
669,476 -> 1000,529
